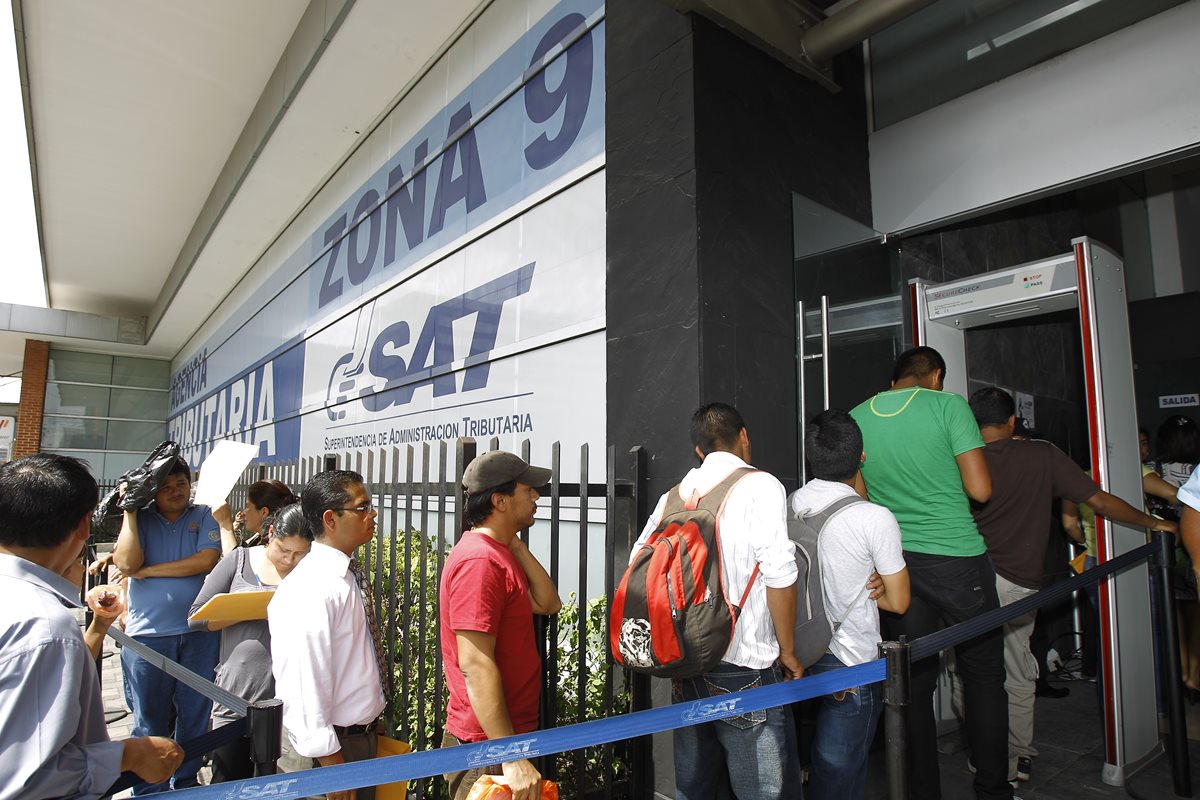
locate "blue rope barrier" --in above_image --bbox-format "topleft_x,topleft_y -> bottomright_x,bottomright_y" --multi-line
107,720 -> 249,795
106,540 -> 1159,799
161,661 -> 885,798
910,541 -> 1157,661
109,627 -> 249,716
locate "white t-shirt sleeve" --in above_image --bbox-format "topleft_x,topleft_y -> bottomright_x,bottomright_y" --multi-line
865,504 -> 906,576
1178,467 -> 1200,513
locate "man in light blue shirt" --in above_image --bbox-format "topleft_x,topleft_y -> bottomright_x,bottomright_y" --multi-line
0,453 -> 183,800
114,458 -> 222,793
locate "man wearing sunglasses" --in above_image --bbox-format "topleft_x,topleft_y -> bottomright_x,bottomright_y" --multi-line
269,470 -> 384,800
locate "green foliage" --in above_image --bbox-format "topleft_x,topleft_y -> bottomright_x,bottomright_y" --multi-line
549,594 -> 631,798
361,529 -> 630,799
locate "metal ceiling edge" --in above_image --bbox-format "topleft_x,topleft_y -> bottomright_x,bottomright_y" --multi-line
11,0 -> 50,308
0,302 -> 145,346
145,0 -> 360,346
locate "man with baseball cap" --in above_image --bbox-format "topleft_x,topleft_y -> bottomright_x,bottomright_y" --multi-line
440,451 -> 562,800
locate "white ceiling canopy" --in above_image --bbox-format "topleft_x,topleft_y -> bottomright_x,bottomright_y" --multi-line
13,0 -> 487,375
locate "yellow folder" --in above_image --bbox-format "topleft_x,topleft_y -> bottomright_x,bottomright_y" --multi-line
187,590 -> 274,623
376,734 -> 413,799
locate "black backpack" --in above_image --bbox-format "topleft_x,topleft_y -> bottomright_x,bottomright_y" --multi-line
786,492 -> 868,668
610,468 -> 759,679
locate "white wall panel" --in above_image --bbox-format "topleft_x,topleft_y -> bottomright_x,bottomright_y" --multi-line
871,1 -> 1200,234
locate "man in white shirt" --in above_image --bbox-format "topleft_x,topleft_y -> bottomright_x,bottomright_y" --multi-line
790,411 -> 909,800
632,403 -> 801,800
269,470 -> 385,800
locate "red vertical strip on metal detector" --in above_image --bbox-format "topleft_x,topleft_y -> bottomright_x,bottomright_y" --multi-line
1075,241 -> 1118,764
908,283 -> 921,346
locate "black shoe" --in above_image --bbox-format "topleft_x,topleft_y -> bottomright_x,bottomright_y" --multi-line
1016,756 -> 1032,781
1036,682 -> 1069,698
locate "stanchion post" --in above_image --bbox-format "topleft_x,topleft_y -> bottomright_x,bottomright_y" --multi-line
881,638 -> 910,800
248,699 -> 283,778
1152,530 -> 1193,798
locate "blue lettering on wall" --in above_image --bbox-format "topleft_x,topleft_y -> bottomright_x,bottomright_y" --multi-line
308,5 -> 599,314
324,263 -> 535,420
525,14 -> 593,170
172,0 -> 604,425
168,340 -> 305,465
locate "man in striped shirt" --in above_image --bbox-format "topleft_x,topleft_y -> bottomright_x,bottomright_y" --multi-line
633,403 -> 801,800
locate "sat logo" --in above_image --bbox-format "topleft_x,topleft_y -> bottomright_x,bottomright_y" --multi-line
466,737 -> 539,767
222,777 -> 300,799
326,263 -> 534,421
682,697 -> 743,721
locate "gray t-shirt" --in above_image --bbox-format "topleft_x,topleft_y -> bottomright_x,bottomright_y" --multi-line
790,479 -> 906,666
188,546 -> 277,724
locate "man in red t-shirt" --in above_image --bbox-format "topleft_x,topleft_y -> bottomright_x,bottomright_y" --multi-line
440,451 -> 562,800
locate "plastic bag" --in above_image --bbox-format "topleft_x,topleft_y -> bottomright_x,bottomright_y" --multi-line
91,441 -> 184,539
464,776 -> 559,800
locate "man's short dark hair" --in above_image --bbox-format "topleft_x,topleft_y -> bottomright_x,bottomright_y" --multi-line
892,346 -> 947,384
461,480 -> 517,531
167,457 -> 192,484
0,454 -> 97,549
805,410 -> 863,482
301,470 -> 364,537
969,387 -> 1016,427
690,403 -> 745,454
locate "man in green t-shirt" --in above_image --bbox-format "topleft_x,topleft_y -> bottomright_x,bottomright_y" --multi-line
850,346 -> 1011,800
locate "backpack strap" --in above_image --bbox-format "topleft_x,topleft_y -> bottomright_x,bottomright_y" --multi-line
706,468 -> 761,610
802,494 -> 865,530
658,467 -> 762,609
803,494 -> 869,632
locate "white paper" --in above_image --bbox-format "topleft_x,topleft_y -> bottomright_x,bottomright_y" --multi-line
193,440 -> 259,507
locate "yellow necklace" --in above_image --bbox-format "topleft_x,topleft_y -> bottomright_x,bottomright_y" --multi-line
869,387 -> 922,417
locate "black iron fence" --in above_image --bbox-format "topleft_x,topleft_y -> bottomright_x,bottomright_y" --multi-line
231,438 -> 651,800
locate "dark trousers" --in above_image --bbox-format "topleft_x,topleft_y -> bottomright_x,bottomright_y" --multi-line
883,552 -> 1011,800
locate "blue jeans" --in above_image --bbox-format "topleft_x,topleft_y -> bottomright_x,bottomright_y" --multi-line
673,662 -> 803,800
807,653 -> 881,800
122,631 -> 220,794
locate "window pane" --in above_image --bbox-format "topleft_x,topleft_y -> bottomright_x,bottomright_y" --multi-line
41,449 -> 108,481
41,416 -> 107,450
107,420 -> 168,453
113,357 -> 171,389
110,388 -> 168,421
44,384 -> 111,417
101,452 -> 148,482
48,351 -> 113,384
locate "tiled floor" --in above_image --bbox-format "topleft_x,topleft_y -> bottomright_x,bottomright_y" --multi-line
862,672 -> 1200,800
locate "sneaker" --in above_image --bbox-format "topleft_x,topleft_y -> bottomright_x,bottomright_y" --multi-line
1016,756 -> 1032,781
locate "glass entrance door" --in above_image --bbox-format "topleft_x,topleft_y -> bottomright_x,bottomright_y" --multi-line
793,195 -> 904,481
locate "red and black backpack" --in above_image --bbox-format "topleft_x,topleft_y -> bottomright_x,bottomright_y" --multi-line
609,467 -> 759,679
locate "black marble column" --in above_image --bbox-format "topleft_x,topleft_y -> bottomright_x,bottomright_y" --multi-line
607,2 -> 872,509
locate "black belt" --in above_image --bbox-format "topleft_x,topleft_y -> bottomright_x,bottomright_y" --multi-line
334,722 -> 377,736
